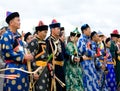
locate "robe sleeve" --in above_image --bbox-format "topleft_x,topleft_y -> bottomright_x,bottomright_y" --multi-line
1,33 -> 24,63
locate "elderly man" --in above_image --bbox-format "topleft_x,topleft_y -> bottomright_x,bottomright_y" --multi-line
46,19 -> 65,91
0,12 -> 33,91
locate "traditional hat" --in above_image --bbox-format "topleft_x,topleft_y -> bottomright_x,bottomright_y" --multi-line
98,31 -> 104,36
70,27 -> 81,37
81,24 -> 90,32
24,32 -> 32,41
110,29 -> 119,37
49,19 -> 60,29
35,21 -> 48,32
6,11 -> 19,24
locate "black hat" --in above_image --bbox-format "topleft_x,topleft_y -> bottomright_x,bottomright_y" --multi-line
105,37 -> 111,44
70,27 -> 81,37
90,31 -> 97,39
6,12 -> 19,24
81,24 -> 90,32
35,21 -> 48,32
49,19 -> 60,29
24,32 -> 32,42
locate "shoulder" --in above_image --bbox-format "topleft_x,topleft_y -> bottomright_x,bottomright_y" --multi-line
1,31 -> 12,41
66,42 -> 74,48
46,36 -> 50,42
27,38 -> 38,48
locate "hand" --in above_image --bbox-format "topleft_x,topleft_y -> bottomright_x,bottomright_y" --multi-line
13,46 -> 19,52
82,55 -> 91,60
50,70 -> 55,78
74,57 -> 80,62
34,73 -> 39,80
94,54 -> 97,57
101,65 -> 106,71
117,50 -> 120,54
24,54 -> 33,61
47,63 -> 54,78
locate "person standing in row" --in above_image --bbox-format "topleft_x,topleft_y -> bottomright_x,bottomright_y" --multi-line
105,37 -> 117,91
27,21 -> 50,91
0,12 -> 33,91
24,32 -> 34,44
77,24 -> 100,91
65,28 -> 84,91
46,19 -> 65,91
91,31 -> 108,91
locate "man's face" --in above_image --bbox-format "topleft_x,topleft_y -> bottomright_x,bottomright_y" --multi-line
99,35 -> 104,41
94,34 -> 99,42
52,27 -> 60,37
85,28 -> 91,36
118,38 -> 120,42
38,30 -> 48,40
10,17 -> 20,29
112,36 -> 118,43
26,35 -> 34,44
60,32 -> 66,42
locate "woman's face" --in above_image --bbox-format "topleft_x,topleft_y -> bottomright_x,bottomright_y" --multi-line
70,36 -> 79,43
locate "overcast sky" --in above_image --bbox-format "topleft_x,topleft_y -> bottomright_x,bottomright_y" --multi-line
0,0 -> 120,36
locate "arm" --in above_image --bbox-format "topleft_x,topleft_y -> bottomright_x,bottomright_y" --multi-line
1,34 -> 24,63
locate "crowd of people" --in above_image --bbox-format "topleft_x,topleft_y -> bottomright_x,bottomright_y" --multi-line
0,11 -> 120,91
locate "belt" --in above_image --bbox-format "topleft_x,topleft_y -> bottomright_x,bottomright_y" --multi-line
100,60 -> 104,62
36,60 -> 47,67
107,61 -> 114,64
118,56 -> 120,61
54,60 -> 64,66
88,57 -> 92,60
36,60 -> 64,67
113,59 -> 116,66
5,60 -> 25,64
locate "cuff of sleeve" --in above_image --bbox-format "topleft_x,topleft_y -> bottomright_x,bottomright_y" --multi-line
23,59 -> 27,64
71,55 -> 74,61
80,56 -> 83,62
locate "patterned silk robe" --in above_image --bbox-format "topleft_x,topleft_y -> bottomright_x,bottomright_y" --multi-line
65,41 -> 84,91
77,34 -> 100,91
106,48 -> 117,91
27,37 -> 50,91
0,29 -> 29,91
